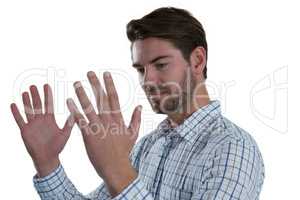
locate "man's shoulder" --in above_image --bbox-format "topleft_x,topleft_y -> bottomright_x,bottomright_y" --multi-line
204,116 -> 262,154
221,117 -> 259,145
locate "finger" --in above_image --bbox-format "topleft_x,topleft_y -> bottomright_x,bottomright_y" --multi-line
66,98 -> 90,136
128,105 -> 142,141
73,81 -> 98,122
29,85 -> 43,116
44,84 -> 54,116
103,72 -> 123,118
22,92 -> 35,122
87,71 -> 110,115
10,103 -> 26,129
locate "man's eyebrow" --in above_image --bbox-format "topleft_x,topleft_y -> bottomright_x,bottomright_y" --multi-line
132,55 -> 172,68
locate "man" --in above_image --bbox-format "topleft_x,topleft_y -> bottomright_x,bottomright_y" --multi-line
10,7 -> 265,199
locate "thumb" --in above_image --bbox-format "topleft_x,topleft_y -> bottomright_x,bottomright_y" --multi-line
128,105 -> 142,141
62,114 -> 75,138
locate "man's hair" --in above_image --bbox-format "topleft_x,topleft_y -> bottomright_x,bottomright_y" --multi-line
126,7 -> 208,79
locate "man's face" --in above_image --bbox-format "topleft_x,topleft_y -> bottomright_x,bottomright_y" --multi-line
131,37 -> 196,114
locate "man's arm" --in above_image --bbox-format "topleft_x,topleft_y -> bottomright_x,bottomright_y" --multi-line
10,84 -> 75,178
191,139 -> 265,200
33,128 -> 155,200
99,132 -> 155,200
30,71 -> 155,199
10,83 -> 76,178
10,84 -> 109,199
33,164 -> 111,199
67,74 -> 156,200
66,71 -> 154,198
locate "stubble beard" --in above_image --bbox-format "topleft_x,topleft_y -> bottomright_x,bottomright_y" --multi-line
150,68 -> 196,115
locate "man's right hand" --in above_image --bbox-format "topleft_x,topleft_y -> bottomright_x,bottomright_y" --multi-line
10,84 -> 75,177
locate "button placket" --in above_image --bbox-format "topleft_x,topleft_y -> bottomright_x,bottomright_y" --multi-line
152,133 -> 181,197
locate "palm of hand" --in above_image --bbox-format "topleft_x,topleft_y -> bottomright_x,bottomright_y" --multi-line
11,84 -> 74,166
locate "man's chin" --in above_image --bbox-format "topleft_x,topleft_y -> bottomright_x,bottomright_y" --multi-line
150,103 -> 164,114
150,102 -> 181,114
153,108 -> 164,114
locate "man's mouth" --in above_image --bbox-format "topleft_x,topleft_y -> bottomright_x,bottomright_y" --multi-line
148,92 -> 168,99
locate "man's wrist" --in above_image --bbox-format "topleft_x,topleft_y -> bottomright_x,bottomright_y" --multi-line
34,157 -> 60,178
103,159 -> 138,198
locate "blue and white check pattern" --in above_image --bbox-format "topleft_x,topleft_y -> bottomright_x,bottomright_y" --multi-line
33,100 -> 265,199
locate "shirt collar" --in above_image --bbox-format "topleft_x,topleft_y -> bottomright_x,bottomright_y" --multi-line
155,100 -> 222,144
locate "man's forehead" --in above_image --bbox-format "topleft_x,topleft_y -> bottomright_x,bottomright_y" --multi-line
131,38 -> 177,64
132,38 -> 174,52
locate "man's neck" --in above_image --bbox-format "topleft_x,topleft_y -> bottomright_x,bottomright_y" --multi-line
167,84 -> 210,128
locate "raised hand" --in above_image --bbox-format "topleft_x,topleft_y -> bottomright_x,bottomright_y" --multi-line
67,71 -> 142,196
10,84 -> 75,177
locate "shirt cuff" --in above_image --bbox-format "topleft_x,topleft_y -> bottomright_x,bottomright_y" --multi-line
33,164 -> 68,198
112,177 -> 153,200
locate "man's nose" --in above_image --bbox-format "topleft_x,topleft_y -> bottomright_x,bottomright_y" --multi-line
142,66 -> 158,84
141,67 -> 160,92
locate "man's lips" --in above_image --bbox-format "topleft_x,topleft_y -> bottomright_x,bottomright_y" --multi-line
145,87 -> 170,100
148,92 -> 169,100
148,91 -> 168,96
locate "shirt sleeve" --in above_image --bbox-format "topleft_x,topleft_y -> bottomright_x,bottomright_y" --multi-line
33,164 -> 111,199
111,176 -> 153,200
191,138 -> 265,200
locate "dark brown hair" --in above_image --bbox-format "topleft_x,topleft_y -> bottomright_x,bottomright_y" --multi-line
126,7 -> 208,79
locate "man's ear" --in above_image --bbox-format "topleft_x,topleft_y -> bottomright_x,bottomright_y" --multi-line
189,46 -> 206,77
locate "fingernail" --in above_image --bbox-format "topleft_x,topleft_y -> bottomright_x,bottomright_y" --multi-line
138,105 -> 143,111
73,81 -> 81,88
104,71 -> 111,77
87,71 -> 94,76
29,85 -> 36,90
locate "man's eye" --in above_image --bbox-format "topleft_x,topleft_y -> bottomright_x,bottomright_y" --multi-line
137,68 -> 145,73
155,63 -> 168,69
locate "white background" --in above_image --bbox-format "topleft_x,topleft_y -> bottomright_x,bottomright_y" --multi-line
0,0 -> 298,199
